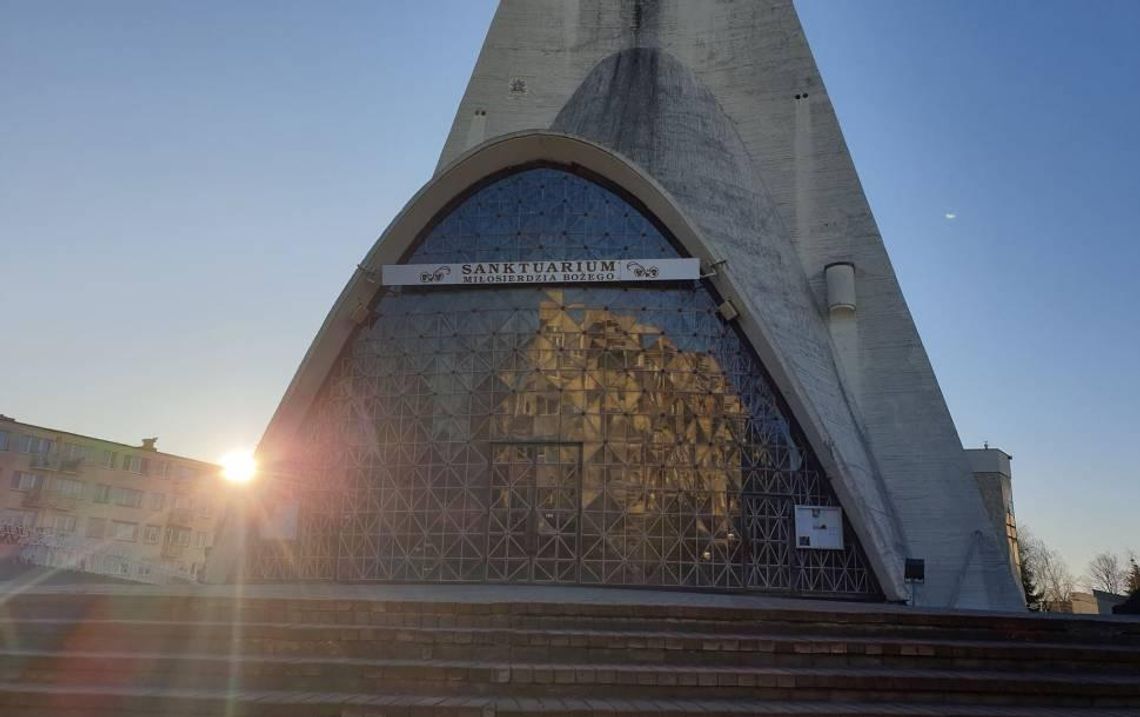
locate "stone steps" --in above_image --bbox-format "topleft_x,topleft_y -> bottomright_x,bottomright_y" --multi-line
7,597 -> 1139,654
1,589 -> 1138,715
5,618 -> 1139,674
3,648 -> 1139,706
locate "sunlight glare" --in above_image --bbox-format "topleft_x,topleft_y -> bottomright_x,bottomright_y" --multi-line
220,449 -> 257,484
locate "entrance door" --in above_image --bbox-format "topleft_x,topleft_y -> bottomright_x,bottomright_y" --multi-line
486,443 -> 581,583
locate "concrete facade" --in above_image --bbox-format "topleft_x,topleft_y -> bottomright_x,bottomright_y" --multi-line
0,415 -> 221,584
252,1 -> 1023,609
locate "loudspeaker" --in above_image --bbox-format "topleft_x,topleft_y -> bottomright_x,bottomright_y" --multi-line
904,558 -> 925,583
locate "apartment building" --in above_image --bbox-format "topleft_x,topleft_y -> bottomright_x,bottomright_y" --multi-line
0,415 -> 222,584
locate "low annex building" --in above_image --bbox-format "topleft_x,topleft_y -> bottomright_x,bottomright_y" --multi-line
235,0 -> 1024,610
0,415 -> 221,584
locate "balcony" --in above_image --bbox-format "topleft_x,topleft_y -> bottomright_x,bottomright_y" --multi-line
0,524 -> 32,545
27,454 -> 84,474
167,508 -> 195,526
22,488 -> 80,512
59,458 -> 84,474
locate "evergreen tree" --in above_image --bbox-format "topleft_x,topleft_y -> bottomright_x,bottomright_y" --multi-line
1114,559 -> 1140,615
1021,555 -> 1045,611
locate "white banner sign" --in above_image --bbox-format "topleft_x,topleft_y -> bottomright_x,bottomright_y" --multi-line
382,258 -> 699,287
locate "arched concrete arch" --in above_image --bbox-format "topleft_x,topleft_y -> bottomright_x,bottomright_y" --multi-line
258,130 -> 906,600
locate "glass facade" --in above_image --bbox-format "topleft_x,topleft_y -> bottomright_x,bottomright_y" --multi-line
252,166 -> 880,597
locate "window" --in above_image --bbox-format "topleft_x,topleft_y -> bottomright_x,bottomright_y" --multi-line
143,524 -> 162,544
122,454 -> 143,474
87,517 -> 106,539
136,564 -> 152,579
266,167 -> 881,596
101,450 -> 117,469
17,435 -> 54,455
111,521 -> 138,542
10,471 -> 42,492
50,477 -> 85,500
103,557 -> 130,576
0,430 -> 9,451
0,509 -> 36,530
111,486 -> 143,508
156,461 -> 169,479
165,526 -> 191,547
149,492 -> 166,511
196,499 -> 213,519
536,394 -> 560,416
173,495 -> 192,511
59,443 -> 87,470
193,531 -> 208,548
176,464 -> 197,481
93,484 -> 111,503
41,513 -> 77,534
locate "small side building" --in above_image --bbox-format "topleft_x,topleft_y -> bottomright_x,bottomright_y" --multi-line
965,447 -> 1021,580
0,415 -> 221,584
1071,590 -> 1127,616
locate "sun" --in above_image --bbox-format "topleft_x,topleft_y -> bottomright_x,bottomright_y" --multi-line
220,449 -> 257,484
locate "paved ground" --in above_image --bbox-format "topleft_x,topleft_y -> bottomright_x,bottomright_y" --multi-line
5,683 -> 1139,717
4,576 -> 1137,624
10,576 -> 909,611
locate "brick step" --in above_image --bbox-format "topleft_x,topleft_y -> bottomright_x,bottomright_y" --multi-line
6,594 -> 1138,647
7,618 -> 1139,674
1,682 -> 1138,717
4,649 -> 1139,707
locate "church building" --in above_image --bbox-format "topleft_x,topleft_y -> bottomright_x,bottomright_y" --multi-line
243,0 -> 1023,610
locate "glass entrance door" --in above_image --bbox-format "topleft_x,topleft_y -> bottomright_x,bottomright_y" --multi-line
487,443 -> 581,583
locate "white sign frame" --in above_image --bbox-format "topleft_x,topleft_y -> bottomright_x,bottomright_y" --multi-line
382,257 -> 700,287
794,505 -> 844,551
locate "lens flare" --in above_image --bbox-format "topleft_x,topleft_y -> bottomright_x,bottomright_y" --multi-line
220,449 -> 257,484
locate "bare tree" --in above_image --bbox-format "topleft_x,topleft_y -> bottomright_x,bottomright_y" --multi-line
1019,527 -> 1074,611
1085,552 -> 1128,595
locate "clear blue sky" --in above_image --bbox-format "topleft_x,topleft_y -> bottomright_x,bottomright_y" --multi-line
2,1 -> 1137,577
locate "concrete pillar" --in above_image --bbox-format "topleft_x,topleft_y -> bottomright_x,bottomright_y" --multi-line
825,262 -> 861,404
